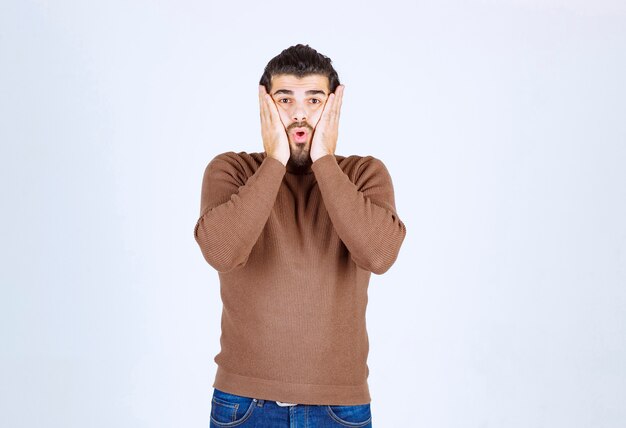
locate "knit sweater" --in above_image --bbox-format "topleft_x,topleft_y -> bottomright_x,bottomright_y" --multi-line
194,151 -> 407,405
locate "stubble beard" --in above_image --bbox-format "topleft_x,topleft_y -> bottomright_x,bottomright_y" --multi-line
286,121 -> 314,169
288,139 -> 312,168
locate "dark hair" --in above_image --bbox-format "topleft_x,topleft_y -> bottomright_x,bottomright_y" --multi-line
259,44 -> 340,94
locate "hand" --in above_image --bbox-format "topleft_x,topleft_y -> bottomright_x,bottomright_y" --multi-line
310,84 -> 344,163
259,85 -> 290,166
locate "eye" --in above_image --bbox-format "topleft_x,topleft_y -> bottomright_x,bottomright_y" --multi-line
310,99 -> 322,104
278,98 -> 291,103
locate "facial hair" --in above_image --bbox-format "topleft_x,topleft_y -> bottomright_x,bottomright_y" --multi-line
286,121 -> 314,169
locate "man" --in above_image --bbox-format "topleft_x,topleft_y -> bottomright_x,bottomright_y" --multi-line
194,44 -> 407,427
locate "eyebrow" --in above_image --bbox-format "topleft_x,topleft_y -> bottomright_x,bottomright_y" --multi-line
272,89 -> 327,97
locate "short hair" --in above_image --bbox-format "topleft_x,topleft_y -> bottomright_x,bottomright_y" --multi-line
259,44 -> 341,94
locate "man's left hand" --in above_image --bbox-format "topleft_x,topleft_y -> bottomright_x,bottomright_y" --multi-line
310,84 -> 344,163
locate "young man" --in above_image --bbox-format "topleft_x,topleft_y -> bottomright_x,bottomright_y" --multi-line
194,44 -> 407,427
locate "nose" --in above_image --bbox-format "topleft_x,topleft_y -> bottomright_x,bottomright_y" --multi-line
292,104 -> 306,122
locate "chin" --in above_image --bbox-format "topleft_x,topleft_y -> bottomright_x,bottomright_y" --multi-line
290,141 -> 310,149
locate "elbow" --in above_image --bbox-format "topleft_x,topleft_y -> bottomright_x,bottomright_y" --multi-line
368,252 -> 398,275
353,253 -> 395,275
352,243 -> 401,275
196,238 -> 249,273
369,263 -> 391,276
203,251 -> 248,273
194,219 -> 248,273
364,223 -> 407,275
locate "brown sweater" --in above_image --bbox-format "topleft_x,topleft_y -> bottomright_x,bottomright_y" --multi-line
194,151 -> 407,405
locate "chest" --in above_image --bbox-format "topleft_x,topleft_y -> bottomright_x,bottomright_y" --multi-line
265,178 -> 343,251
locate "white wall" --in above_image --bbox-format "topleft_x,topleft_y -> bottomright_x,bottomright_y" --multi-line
1,1 -> 625,427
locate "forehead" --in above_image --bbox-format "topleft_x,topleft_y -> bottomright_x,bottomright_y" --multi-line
270,74 -> 330,95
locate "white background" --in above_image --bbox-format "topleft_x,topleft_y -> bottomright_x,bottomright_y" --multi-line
1,1 -> 625,427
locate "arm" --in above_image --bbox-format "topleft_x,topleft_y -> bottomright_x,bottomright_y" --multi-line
311,154 -> 407,274
193,152 -> 286,273
194,85 -> 290,272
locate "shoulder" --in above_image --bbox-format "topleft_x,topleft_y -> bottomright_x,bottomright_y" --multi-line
335,154 -> 391,182
205,151 -> 266,177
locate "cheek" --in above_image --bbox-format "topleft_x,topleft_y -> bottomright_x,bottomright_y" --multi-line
310,109 -> 324,126
276,109 -> 291,126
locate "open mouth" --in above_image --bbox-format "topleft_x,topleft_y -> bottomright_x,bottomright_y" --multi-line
293,130 -> 308,144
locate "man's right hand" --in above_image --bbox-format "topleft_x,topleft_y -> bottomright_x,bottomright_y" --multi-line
259,85 -> 290,166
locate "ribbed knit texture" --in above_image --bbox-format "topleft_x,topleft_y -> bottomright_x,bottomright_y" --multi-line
194,151 -> 407,405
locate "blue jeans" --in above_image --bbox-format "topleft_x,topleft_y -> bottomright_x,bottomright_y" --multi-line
210,387 -> 373,427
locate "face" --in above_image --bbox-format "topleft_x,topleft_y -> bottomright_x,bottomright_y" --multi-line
269,74 -> 330,167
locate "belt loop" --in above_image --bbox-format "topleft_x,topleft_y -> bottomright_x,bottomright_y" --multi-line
255,398 -> 265,407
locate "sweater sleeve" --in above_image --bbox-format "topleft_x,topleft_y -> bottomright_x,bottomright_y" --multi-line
194,152 -> 286,273
311,154 -> 407,274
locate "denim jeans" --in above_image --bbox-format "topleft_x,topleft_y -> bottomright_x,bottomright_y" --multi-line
210,387 -> 373,427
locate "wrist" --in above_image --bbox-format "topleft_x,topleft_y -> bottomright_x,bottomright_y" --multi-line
268,153 -> 288,166
312,152 -> 332,163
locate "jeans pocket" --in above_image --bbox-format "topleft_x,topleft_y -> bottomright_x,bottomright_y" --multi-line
325,403 -> 372,427
210,388 -> 257,427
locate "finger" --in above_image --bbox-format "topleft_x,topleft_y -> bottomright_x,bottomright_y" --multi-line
264,93 -> 283,125
262,93 -> 272,118
321,93 -> 335,123
329,85 -> 343,119
334,85 -> 344,118
260,86 -> 276,111
262,93 -> 276,126
259,86 -> 270,122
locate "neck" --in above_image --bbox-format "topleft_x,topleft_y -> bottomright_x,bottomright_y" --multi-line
286,158 -> 313,174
